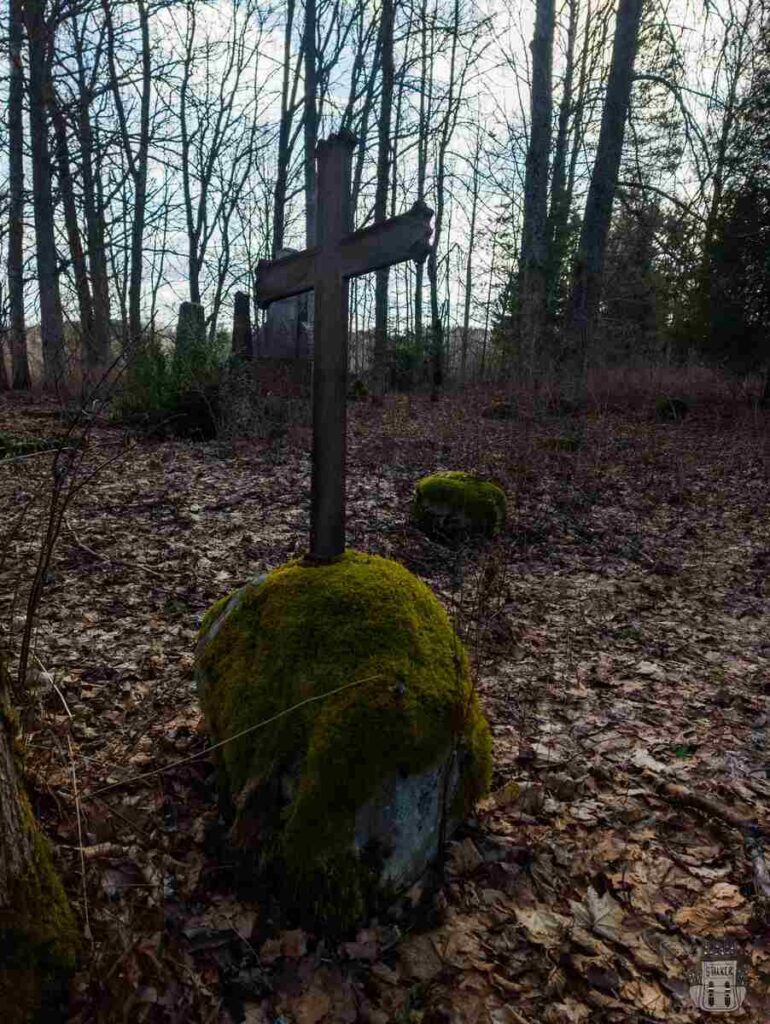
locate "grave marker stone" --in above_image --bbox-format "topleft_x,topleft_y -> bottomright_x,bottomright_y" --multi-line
231,291 -> 253,359
175,301 -> 206,355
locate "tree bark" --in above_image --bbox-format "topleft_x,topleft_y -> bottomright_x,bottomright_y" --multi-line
104,0 -> 151,346
49,90 -> 97,386
414,0 -> 430,348
273,0 -> 296,257
372,0 -> 395,400
565,0 -> 644,373
8,0 -> 30,390
0,658 -> 78,1022
427,0 -> 460,400
460,128 -> 482,387
518,0 -> 555,383
545,0 -> 577,326
25,0 -> 66,391
77,98 -> 112,377
303,0 -> 318,248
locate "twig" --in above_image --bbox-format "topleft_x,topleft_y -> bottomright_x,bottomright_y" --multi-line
64,515 -> 165,579
591,760 -> 757,832
33,654 -> 73,719
68,734 -> 92,943
82,672 -> 383,801
0,446 -> 78,467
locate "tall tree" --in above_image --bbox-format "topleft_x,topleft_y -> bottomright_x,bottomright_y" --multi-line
304,0 -> 318,247
70,9 -> 113,377
518,0 -> 555,382
272,0 -> 298,256
104,0 -> 152,345
8,0 -> 30,389
460,123 -> 483,386
24,0 -> 66,390
545,0 -> 579,325
565,0 -> 645,371
372,0 -> 396,399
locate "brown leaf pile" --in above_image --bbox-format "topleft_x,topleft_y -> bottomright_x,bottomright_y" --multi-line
0,386 -> 768,1022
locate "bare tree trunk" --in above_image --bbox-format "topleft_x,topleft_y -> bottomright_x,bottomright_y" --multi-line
304,0 -> 318,247
104,0 -> 151,346
0,658 -> 78,1022
414,0 -> 430,349
372,0 -> 395,400
25,0 -> 66,391
545,0 -> 577,327
565,0 -> 644,373
519,0 -> 554,384
427,0 -> 460,401
50,91 -> 96,385
460,126 -> 482,387
77,99 -> 112,374
8,0 -> 30,390
132,0 -> 151,342
273,0 -> 296,256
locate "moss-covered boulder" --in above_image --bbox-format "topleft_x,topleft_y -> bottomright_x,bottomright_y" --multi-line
412,471 -> 506,542
195,551 -> 491,929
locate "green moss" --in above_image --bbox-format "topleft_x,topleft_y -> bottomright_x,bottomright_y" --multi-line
0,698 -> 78,1021
196,551 -> 491,928
412,471 -> 506,541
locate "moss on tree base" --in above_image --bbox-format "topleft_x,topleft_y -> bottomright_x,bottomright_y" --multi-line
0,663 -> 78,1023
195,551 -> 491,929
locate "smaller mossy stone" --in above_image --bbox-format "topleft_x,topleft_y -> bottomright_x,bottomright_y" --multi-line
655,396 -> 689,422
195,552 -> 491,930
412,471 -> 506,542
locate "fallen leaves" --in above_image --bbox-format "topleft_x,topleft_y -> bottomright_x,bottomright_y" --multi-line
2,393 -> 770,1022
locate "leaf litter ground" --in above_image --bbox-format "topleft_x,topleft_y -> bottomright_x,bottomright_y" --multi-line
0,387 -> 769,1023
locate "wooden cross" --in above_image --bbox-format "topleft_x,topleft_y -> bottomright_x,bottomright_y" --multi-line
256,131 -> 433,561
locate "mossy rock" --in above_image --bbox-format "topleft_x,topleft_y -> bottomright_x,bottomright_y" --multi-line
412,471 -> 506,542
481,400 -> 516,421
655,396 -> 689,422
195,551 -> 491,930
0,661 -> 78,1022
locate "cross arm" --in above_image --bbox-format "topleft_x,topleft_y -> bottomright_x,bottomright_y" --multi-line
340,201 -> 433,280
255,247 -> 317,309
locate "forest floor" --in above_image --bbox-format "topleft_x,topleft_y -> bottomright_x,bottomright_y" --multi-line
1,375 -> 769,1024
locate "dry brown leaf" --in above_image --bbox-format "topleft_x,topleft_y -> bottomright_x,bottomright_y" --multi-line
514,904 -> 569,948
398,934 -> 443,981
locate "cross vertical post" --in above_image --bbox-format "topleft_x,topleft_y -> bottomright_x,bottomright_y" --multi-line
255,132 -> 433,562
310,132 -> 355,559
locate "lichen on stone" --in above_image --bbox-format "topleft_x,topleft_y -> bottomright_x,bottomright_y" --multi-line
195,551 -> 491,928
412,470 -> 507,541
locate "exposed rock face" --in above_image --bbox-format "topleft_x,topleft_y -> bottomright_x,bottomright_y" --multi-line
195,551 -> 491,929
412,471 -> 507,542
